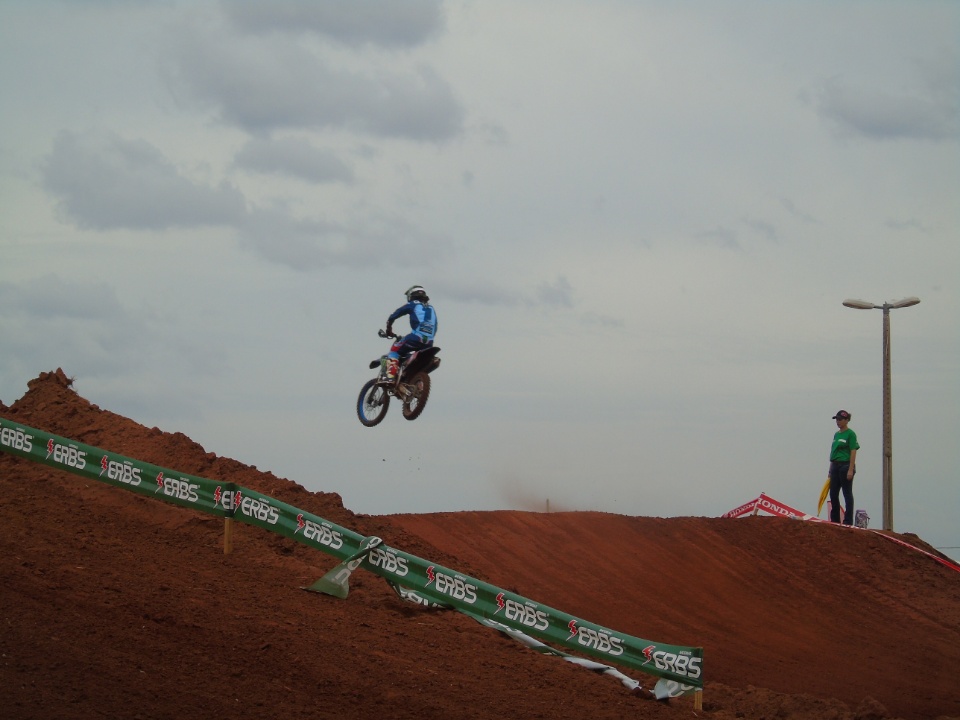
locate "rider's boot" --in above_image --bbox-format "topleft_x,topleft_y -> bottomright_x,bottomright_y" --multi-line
385,358 -> 399,383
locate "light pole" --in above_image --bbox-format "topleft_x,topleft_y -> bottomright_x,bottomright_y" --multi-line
842,297 -> 920,531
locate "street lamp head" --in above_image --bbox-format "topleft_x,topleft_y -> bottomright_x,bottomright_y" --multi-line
843,299 -> 878,310
890,296 -> 920,309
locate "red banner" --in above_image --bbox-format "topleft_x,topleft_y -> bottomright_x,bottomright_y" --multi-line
723,493 -> 958,574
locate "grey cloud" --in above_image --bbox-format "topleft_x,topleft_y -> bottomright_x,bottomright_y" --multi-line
813,74 -> 958,142
432,279 -> 526,307
741,217 -> 778,243
0,275 -> 123,321
536,276 -> 574,308
237,208 -> 346,270
42,130 -> 246,231
696,226 -> 740,250
0,274 -> 226,388
476,122 -> 510,146
234,137 -> 354,184
885,217 -> 932,234
171,32 -> 463,140
224,0 -> 444,48
39,129 -> 449,271
0,275 -> 137,382
579,311 -> 623,329
780,198 -> 819,225
433,276 -> 577,309
238,206 -> 451,271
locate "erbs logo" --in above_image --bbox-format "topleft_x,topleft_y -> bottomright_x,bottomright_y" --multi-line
366,546 -> 408,577
154,472 -> 199,503
212,487 -> 274,521
100,455 -> 142,486
425,566 -> 478,604
214,486 -> 238,511
642,645 -> 702,680
495,593 -> 549,631
237,494 -> 279,525
0,423 -> 33,453
45,438 -> 86,470
295,514 -> 344,550
567,620 -> 624,657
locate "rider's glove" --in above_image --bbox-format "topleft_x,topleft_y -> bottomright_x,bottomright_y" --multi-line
385,323 -> 393,336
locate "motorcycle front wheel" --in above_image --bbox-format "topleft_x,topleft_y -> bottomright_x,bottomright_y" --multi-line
401,372 -> 431,421
357,379 -> 390,427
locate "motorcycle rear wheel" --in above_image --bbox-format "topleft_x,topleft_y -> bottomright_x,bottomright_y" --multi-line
401,372 -> 431,421
357,378 -> 390,427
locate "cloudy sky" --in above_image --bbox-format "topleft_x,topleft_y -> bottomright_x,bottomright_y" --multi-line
1,1 -> 957,560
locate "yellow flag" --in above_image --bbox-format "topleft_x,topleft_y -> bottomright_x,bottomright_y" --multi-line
817,476 -> 830,516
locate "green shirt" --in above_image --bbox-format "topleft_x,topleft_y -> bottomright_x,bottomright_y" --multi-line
830,428 -> 860,462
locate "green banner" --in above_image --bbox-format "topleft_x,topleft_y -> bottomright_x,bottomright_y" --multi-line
0,419 -> 368,562
358,543 -> 703,687
0,418 -> 231,517
227,484 -> 365,563
0,418 -> 703,689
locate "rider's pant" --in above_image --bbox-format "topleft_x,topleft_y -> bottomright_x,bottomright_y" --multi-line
388,333 -> 432,361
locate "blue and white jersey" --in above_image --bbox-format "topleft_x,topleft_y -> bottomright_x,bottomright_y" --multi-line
389,301 -> 438,341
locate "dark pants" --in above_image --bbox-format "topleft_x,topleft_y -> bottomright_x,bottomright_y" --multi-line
388,333 -> 431,360
829,461 -> 854,525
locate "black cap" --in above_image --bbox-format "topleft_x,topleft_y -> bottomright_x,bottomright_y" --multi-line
832,410 -> 851,420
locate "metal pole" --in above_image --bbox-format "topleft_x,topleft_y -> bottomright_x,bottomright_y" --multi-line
882,306 -> 893,531
843,296 -> 918,533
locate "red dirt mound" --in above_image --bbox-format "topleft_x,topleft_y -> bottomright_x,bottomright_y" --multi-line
1,370 -> 958,720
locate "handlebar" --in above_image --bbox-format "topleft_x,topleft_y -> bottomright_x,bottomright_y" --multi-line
378,329 -> 398,339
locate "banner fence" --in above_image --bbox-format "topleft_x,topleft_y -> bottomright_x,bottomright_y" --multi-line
723,492 -> 960,574
0,418 -> 704,697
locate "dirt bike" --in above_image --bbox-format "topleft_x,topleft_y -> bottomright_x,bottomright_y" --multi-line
356,330 -> 441,427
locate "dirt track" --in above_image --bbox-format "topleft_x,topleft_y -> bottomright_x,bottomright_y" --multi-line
1,370 -> 958,720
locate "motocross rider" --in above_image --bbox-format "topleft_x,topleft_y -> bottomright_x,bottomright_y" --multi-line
381,285 -> 438,384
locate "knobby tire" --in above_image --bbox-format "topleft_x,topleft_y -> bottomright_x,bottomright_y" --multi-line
357,378 -> 390,427
401,372 -> 431,421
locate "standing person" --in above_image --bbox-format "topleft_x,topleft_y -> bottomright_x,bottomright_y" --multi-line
828,410 -> 860,525
380,285 -> 438,384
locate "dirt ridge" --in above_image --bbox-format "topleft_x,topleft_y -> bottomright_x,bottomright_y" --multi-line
1,370 -> 958,720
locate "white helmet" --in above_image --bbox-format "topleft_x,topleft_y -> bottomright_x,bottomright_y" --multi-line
405,285 -> 429,303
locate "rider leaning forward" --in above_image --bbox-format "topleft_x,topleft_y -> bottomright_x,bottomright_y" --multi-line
380,285 -> 438,384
